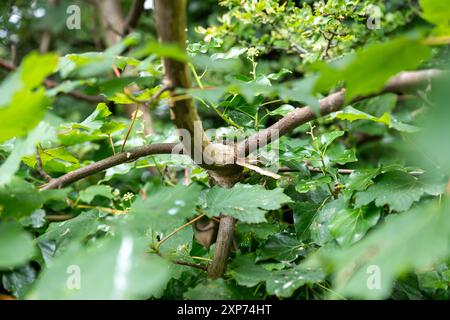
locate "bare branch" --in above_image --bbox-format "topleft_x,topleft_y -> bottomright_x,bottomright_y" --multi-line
40,143 -> 180,190
238,69 -> 443,157
123,0 -> 146,34
35,147 -> 53,182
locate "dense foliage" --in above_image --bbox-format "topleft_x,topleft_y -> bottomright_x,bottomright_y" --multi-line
0,0 -> 449,300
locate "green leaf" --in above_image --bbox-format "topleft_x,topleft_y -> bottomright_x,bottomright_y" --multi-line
211,47 -> 247,60
355,170 -> 446,212
325,144 -> 357,165
229,254 -> 325,298
311,198 -> 348,246
256,232 -> 305,263
345,168 -> 381,191
0,52 -> 58,143
204,183 -> 291,223
335,106 -> 390,125
184,278 -> 253,300
22,147 -> 79,173
136,41 -> 188,62
334,106 -> 419,133
268,104 -> 295,117
79,185 -> 113,203
314,131 -> 345,152
130,184 -> 202,235
27,234 -> 172,299
0,122 -> 55,186
309,199 -> 450,299
0,222 -> 35,269
0,177 -> 44,219
265,265 -> 325,298
58,103 -> 117,145
229,254 -> 270,287
267,68 -> 292,81
37,210 -> 104,256
328,205 -> 381,246
420,0 -> 450,34
292,202 -> 320,239
0,89 -> 50,143
315,38 -> 432,102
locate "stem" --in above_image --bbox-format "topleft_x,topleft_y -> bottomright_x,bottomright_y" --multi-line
75,204 -> 128,215
35,146 -> 53,182
173,260 -> 207,271
108,134 -> 116,155
157,213 -> 206,249
120,104 -> 139,153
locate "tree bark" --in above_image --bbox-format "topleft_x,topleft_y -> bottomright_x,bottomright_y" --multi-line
95,0 -> 155,135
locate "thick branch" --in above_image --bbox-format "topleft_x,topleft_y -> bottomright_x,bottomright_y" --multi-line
207,215 -> 236,279
0,58 -> 104,103
40,143 -> 179,190
238,69 -> 442,156
154,0 -> 214,164
95,0 -> 126,46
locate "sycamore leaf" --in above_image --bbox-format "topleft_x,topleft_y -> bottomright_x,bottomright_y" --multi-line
0,122 -> 55,186
0,222 -> 36,269
265,265 -> 325,298
204,183 -> 291,223
79,185 -> 113,203
328,205 -> 381,246
229,254 -> 270,287
28,234 -> 171,299
229,254 -> 324,298
308,199 -> 450,299
0,177 -> 44,219
334,106 -> 419,133
355,171 -> 446,212
256,232 -> 306,263
130,184 -> 202,235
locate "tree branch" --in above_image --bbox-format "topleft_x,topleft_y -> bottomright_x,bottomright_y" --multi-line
0,58 -> 104,103
40,143 -> 179,190
36,147 -> 53,182
154,0 -> 215,165
123,0 -> 145,34
237,69 -> 443,157
207,215 -> 236,279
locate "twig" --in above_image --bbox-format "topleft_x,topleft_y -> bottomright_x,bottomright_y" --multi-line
158,213 -> 206,248
279,166 -> 423,176
45,214 -> 74,221
35,147 -> 53,182
121,104 -> 139,153
123,0 -> 145,34
108,134 -> 116,155
75,204 -> 128,215
39,143 -> 180,190
173,260 -> 207,271
120,85 -> 169,153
